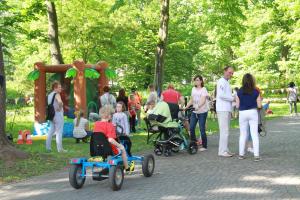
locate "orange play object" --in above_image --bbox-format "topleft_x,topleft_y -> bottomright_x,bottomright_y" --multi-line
33,60 -> 109,123
17,130 -> 32,145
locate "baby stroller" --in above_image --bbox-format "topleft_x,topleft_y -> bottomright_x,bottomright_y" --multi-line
148,101 -> 198,156
258,108 -> 267,136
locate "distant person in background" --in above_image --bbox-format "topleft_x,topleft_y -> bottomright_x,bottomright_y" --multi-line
116,88 -> 128,111
161,84 -> 182,104
161,84 -> 183,120
129,88 -> 142,129
73,110 -> 91,143
128,94 -> 138,133
287,82 -> 298,115
263,99 -> 273,114
209,85 -> 217,120
232,87 -> 239,119
145,84 -> 158,112
100,86 -> 116,111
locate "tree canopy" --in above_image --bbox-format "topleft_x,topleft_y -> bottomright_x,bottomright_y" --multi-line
3,0 -> 300,95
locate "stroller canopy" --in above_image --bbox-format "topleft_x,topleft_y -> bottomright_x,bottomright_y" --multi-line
149,101 -> 178,128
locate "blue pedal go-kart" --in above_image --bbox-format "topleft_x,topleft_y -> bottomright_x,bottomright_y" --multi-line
69,132 -> 155,191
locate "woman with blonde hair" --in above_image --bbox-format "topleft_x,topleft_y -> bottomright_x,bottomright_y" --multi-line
94,105 -> 132,171
73,110 -> 91,143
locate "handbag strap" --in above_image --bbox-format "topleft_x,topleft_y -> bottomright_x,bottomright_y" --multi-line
50,93 -> 57,105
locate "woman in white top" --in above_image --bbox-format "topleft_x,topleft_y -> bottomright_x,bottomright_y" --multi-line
287,82 -> 298,115
185,75 -> 209,151
46,81 -> 66,153
73,110 -> 91,143
100,86 -> 117,111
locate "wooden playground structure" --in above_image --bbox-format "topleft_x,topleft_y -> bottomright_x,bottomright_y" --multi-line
34,60 -> 109,123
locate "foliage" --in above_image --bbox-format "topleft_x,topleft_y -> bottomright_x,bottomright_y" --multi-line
26,69 -> 40,81
65,68 -> 77,79
4,0 -> 300,95
104,68 -> 117,79
84,68 -> 100,79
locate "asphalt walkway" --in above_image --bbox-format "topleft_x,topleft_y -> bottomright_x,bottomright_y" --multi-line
1,116 -> 300,200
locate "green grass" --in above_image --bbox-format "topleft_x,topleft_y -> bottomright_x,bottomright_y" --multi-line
0,102 -> 292,184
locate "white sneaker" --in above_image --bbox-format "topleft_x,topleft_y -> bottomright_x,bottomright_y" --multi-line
218,152 -> 233,157
58,149 -> 68,153
199,147 -> 207,152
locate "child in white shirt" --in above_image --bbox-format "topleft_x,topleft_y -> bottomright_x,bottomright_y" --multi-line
112,102 -> 130,136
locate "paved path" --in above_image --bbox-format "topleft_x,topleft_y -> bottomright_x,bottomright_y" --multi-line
1,116 -> 300,200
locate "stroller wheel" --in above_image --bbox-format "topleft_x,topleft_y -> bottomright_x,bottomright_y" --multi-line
164,148 -> 172,157
154,145 -> 163,156
188,141 -> 198,155
171,137 -> 183,153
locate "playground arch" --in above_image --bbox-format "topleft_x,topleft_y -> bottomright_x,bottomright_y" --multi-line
34,60 -> 109,123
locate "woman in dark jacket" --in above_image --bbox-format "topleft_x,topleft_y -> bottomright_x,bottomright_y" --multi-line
235,73 -> 262,161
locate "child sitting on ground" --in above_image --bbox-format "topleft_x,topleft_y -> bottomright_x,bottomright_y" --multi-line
93,106 -> 131,171
263,100 -> 273,114
73,110 -> 92,143
112,102 -> 130,136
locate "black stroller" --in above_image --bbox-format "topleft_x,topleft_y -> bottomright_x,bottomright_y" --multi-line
147,101 -> 198,156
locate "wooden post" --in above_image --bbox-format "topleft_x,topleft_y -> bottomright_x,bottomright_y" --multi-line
34,62 -> 46,123
73,60 -> 87,117
96,61 -> 109,96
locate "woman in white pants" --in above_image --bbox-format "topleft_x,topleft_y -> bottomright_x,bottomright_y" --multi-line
235,73 -> 262,161
46,81 -> 67,153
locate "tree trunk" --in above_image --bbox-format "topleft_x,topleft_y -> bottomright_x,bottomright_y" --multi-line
46,0 -> 64,65
46,1 -> 71,103
154,0 -> 169,96
0,35 -> 28,165
281,45 -> 290,82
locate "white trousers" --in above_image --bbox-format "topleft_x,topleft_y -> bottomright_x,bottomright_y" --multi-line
217,111 -> 231,155
46,116 -> 64,151
239,109 -> 259,157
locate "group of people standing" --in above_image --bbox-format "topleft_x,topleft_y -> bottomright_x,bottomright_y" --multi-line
155,66 -> 263,161
215,66 -> 262,161
46,66 -> 297,163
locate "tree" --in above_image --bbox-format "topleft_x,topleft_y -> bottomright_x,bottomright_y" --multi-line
46,0 -> 64,64
154,0 -> 169,95
0,36 -> 28,164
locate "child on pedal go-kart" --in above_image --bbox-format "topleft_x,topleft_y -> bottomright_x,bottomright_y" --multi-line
93,105 -> 133,171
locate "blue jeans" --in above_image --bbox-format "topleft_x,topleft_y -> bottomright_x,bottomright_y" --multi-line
189,112 -> 208,148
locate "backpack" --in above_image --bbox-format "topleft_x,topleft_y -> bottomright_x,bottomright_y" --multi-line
46,93 -> 56,121
90,132 -> 113,158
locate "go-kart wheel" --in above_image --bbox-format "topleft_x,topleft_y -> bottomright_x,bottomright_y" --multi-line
142,154 -> 155,177
188,141 -> 198,155
69,164 -> 86,189
109,165 -> 124,191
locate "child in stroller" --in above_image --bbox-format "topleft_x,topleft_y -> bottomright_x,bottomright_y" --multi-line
148,101 -> 198,156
